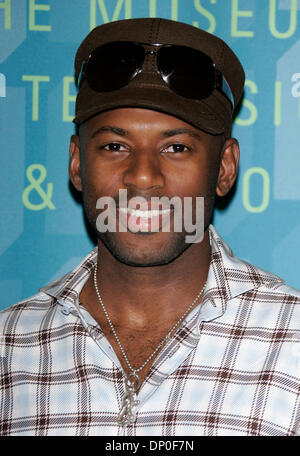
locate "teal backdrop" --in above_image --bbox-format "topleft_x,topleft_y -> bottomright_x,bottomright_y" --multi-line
1,0 -> 300,310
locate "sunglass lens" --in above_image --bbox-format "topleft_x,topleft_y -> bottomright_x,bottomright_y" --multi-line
87,42 -> 145,92
157,45 -> 215,100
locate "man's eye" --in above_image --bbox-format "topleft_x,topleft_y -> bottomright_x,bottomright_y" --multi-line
164,144 -> 189,153
103,143 -> 126,152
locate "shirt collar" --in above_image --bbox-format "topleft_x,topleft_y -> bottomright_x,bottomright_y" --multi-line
40,225 -> 283,321
198,225 -> 283,323
40,247 -> 97,312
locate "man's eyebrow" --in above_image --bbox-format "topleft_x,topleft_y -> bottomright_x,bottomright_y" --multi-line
162,128 -> 203,141
91,126 -> 129,139
90,126 -> 202,140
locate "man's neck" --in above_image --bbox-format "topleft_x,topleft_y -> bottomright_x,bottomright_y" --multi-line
80,229 -> 211,328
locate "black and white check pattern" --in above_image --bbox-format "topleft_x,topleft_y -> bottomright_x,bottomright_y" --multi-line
0,226 -> 299,436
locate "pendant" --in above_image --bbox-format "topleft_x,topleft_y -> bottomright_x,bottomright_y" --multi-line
117,372 -> 140,426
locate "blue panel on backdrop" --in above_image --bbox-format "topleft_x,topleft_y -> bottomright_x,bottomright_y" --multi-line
0,87 -> 25,256
274,39 -> 300,200
0,0 -> 26,63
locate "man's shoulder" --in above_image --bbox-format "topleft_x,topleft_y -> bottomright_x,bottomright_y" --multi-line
0,267 -> 75,324
237,257 -> 300,304
232,252 -> 300,311
259,279 -> 300,299
0,291 -> 57,333
209,225 -> 300,309
0,247 -> 98,331
250,274 -> 300,325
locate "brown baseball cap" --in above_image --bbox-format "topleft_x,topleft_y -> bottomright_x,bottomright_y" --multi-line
74,18 -> 245,137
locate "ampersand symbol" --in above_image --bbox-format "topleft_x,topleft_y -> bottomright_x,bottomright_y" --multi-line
22,164 -> 56,211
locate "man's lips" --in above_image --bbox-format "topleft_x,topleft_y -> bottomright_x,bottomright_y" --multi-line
119,207 -> 171,218
117,207 -> 172,232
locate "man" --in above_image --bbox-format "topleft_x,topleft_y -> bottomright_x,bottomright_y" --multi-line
0,18 -> 299,436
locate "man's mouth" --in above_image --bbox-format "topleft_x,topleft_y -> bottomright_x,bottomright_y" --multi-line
118,206 -> 172,232
119,207 -> 171,218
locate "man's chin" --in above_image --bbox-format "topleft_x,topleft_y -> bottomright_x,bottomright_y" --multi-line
97,231 -> 191,267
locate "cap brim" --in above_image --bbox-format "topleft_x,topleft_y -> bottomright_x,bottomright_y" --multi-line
74,85 -> 229,136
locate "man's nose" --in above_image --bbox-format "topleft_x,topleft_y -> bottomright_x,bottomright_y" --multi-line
123,151 -> 165,191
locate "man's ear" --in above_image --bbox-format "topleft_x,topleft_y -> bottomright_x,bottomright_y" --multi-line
216,138 -> 240,197
69,134 -> 82,192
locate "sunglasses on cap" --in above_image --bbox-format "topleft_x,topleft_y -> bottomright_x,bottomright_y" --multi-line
77,41 -> 235,111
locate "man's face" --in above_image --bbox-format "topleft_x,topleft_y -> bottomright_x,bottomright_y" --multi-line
69,108 -> 238,266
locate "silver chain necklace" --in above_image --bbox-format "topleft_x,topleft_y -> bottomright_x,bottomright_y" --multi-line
93,263 -> 206,426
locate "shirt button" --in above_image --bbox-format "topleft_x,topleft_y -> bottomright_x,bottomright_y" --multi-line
61,306 -> 71,315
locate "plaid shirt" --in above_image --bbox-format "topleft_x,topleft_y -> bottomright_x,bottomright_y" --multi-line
1,226 -> 299,436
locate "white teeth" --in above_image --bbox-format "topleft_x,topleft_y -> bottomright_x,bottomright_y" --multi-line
119,208 -> 170,218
